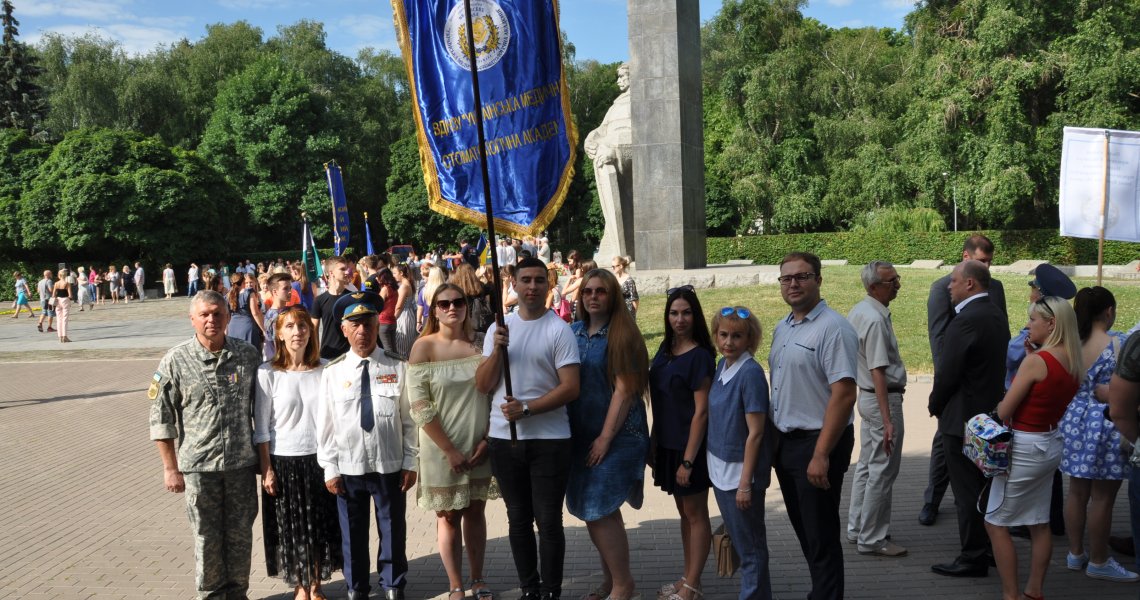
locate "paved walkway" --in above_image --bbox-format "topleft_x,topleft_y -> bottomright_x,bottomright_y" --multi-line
0,299 -> 1137,599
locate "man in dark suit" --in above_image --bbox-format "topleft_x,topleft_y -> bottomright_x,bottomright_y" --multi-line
920,234 -> 1008,526
928,260 -> 1011,577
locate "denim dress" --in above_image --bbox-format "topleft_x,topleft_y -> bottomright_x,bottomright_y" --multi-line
566,321 -> 650,522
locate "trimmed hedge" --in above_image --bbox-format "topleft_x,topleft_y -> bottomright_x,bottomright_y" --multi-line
708,230 -> 1139,266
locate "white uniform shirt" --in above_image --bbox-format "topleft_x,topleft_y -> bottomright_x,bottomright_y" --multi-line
316,347 -> 417,481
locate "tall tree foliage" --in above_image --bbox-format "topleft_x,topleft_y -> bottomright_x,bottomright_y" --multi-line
0,0 -> 44,135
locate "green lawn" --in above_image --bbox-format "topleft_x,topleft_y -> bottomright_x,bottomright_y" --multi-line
634,266 -> 1140,374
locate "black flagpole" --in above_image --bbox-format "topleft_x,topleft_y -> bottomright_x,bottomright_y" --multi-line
463,0 -> 516,443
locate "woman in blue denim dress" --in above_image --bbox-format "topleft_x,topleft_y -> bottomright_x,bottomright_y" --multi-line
567,268 -> 650,600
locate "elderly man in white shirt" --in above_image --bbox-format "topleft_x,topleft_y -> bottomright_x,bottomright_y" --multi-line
845,261 -> 908,558
317,291 -> 417,600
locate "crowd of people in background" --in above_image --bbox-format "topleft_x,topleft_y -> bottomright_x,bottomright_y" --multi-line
126,231 -> 1140,600
10,262 -> 148,343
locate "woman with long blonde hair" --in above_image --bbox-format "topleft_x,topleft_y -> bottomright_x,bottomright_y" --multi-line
254,306 -> 342,599
567,268 -> 649,600
987,296 -> 1084,600
226,272 -> 265,349
407,283 -> 494,600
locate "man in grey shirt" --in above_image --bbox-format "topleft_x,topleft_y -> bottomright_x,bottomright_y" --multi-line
920,234 -> 1007,526
846,261 -> 908,557
768,251 -> 859,600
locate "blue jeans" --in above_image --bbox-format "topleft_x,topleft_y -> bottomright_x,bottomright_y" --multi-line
188,279 -> 200,297
712,486 -> 771,600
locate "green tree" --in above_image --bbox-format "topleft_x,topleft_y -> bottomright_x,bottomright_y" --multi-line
0,128 -> 48,252
198,57 -> 339,241
381,136 -> 478,249
0,0 -> 44,135
19,128 -> 242,263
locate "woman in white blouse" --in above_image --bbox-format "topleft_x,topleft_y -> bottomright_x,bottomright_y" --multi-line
255,306 -> 343,600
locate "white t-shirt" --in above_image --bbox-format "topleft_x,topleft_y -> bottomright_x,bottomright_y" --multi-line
483,310 -> 579,440
253,363 -> 326,456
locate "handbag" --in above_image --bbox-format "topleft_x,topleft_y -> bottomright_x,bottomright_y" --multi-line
963,413 -> 1012,478
712,523 -> 739,577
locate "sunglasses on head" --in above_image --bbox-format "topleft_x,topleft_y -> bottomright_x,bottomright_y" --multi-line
719,306 -> 751,319
667,284 -> 695,295
435,297 -> 467,310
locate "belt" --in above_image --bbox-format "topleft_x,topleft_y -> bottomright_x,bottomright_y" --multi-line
859,387 -> 906,394
1011,421 -> 1058,433
781,428 -> 821,439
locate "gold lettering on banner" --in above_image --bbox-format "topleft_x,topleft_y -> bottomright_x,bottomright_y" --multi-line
429,82 -> 562,139
439,120 -> 562,171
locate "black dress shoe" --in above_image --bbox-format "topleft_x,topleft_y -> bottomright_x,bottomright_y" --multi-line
919,503 -> 938,526
384,589 -> 406,600
518,593 -> 540,600
931,559 -> 989,577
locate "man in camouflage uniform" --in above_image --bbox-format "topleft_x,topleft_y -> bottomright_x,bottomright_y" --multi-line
149,290 -> 262,599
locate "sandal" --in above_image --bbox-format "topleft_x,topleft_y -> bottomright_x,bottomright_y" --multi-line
657,577 -> 685,598
1022,594 -> 1043,600
469,579 -> 494,600
665,584 -> 703,600
448,587 -> 465,600
581,587 -> 610,600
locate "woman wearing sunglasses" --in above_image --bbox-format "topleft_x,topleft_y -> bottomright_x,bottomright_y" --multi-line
407,283 -> 495,600
253,306 -> 343,600
649,286 -> 715,600
987,296 -> 1083,600
567,269 -> 650,600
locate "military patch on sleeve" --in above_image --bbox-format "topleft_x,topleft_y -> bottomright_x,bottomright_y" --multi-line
147,372 -> 162,400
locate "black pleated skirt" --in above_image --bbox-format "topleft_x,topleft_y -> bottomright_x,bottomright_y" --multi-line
262,454 -> 344,586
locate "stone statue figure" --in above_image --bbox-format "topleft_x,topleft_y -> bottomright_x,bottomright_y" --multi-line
584,63 -> 634,264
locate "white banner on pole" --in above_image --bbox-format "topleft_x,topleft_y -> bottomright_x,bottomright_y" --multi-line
1059,126 -> 1140,242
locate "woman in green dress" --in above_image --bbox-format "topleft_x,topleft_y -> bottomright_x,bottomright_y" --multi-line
407,282 -> 495,600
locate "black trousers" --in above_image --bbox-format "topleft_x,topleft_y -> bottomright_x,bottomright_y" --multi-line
924,430 -> 950,507
773,425 -> 854,600
941,433 -> 990,563
489,437 -> 571,598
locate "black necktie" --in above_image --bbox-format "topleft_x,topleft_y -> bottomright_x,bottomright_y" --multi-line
360,359 -> 374,432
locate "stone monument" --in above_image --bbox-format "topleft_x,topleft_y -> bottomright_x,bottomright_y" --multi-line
627,0 -> 706,269
584,63 -> 634,265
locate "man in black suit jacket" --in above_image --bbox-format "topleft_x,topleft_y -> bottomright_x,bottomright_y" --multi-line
928,260 -> 1011,577
920,234 -> 1008,526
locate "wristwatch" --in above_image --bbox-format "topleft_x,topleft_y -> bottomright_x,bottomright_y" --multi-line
521,402 -> 531,418
681,459 -> 694,470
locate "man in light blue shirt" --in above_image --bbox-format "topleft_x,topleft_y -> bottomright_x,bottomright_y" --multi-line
768,251 -> 858,600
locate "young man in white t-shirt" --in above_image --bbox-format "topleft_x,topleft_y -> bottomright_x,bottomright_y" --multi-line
476,257 -> 580,600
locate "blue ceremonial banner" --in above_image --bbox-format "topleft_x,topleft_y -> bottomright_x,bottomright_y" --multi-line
391,0 -> 577,237
325,161 -> 350,255
364,212 -> 376,255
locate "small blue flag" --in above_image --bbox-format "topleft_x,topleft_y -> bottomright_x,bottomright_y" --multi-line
364,212 -> 376,256
325,161 -> 350,256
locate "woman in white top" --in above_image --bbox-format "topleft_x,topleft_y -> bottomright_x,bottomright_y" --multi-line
254,306 -> 343,600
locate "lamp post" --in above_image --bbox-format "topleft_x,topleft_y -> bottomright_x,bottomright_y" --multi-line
942,172 -> 958,232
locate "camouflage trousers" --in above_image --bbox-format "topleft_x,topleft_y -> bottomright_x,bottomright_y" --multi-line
184,467 -> 259,600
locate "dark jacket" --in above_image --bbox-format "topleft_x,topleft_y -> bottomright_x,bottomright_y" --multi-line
927,272 -> 1007,367
928,295 -> 1011,435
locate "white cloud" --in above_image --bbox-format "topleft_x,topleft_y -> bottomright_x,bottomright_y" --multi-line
27,22 -> 186,55
338,14 -> 391,41
18,0 -> 132,21
826,0 -> 854,6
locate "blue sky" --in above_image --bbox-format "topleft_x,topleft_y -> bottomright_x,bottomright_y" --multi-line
17,0 -> 913,62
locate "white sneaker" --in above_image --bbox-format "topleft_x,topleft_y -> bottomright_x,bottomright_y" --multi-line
1086,557 -> 1140,582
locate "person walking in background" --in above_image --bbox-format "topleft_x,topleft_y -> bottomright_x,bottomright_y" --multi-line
392,264 -> 417,358
163,263 -> 177,299
11,271 -> 34,319
709,305 -> 774,600
566,269 -> 649,600
188,263 -> 201,297
134,261 -> 146,301
1062,286 -> 1139,582
122,265 -> 136,303
227,273 -> 265,351
36,270 -> 56,333
986,297 -> 1083,600
149,291 -> 262,599
408,283 -> 495,600
254,305 -> 343,600
52,269 -> 73,343
846,261 -> 909,557
610,256 -> 639,319
76,266 -> 93,312
476,257 -> 580,600
108,265 -> 122,304
921,234 -> 1008,526
928,260 -> 1011,578
649,286 -> 714,600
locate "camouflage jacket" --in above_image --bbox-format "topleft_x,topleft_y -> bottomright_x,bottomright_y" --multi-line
149,335 -> 262,472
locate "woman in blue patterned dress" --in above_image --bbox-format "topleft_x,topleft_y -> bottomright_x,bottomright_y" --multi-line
567,268 -> 650,600
1061,286 -> 1137,581
226,272 -> 266,350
